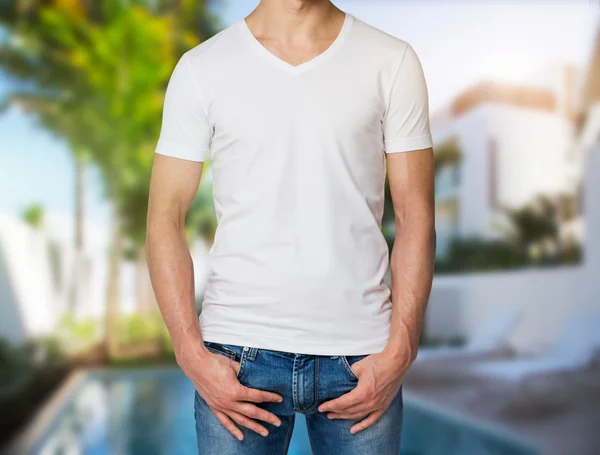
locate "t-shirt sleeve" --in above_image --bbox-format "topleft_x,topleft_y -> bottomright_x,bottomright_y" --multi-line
382,43 -> 433,153
155,55 -> 211,162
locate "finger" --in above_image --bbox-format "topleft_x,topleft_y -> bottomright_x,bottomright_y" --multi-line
233,401 -> 282,427
326,400 -> 372,416
326,410 -> 370,420
213,408 -> 244,441
231,360 -> 241,375
318,387 -> 364,413
237,385 -> 284,404
350,409 -> 384,434
227,409 -> 270,437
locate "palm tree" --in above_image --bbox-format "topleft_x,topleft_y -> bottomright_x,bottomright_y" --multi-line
0,0 -> 221,356
1,1 -> 96,313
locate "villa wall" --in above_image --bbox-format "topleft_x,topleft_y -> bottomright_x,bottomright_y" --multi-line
427,267 -> 586,354
0,236 -> 28,344
0,216 -> 58,344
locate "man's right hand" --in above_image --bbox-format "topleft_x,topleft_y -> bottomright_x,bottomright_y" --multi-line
176,340 -> 283,441
146,155 -> 283,440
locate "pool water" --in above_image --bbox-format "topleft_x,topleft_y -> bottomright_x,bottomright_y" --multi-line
30,370 -> 538,455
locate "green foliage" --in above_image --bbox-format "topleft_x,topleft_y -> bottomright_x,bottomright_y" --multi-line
0,1 -> 222,247
504,195 -> 559,248
0,339 -> 35,387
561,236 -> 583,264
383,137 -> 462,256
160,325 -> 174,353
434,137 -> 462,176
117,312 -> 166,346
56,313 -> 100,347
55,312 -> 173,357
0,337 -> 66,388
556,188 -> 581,223
187,174 -> 218,242
35,337 -> 65,364
503,193 -> 581,266
21,203 -> 44,229
435,190 -> 583,274
381,220 -> 395,256
0,2 -> 223,357
435,237 -> 528,274
419,335 -> 466,347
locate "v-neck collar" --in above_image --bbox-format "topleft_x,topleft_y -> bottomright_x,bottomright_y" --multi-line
237,12 -> 354,76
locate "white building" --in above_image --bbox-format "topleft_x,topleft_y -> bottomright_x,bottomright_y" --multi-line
425,30 -> 600,352
432,64 -> 582,257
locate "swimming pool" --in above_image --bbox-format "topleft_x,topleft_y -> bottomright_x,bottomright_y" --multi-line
14,369 -> 539,455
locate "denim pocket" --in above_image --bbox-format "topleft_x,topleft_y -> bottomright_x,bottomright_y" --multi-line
204,341 -> 237,361
340,354 -> 369,381
203,341 -> 249,380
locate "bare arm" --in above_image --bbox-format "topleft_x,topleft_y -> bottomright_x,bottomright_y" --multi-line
318,147 -> 435,432
383,147 -> 436,368
145,153 -> 204,356
145,154 -> 283,440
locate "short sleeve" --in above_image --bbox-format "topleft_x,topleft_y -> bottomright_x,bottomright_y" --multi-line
155,55 -> 211,162
383,43 -> 433,153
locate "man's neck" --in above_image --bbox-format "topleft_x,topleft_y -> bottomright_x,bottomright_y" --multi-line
247,0 -> 344,44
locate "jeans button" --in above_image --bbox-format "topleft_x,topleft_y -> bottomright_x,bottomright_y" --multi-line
243,347 -> 249,351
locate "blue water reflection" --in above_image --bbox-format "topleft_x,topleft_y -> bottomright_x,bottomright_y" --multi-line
30,370 -> 537,455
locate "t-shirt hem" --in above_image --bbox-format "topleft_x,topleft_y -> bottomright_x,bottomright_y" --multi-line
155,138 -> 207,162
199,329 -> 390,356
384,134 -> 433,153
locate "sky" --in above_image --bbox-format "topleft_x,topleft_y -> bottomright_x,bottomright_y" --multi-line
0,0 -> 598,229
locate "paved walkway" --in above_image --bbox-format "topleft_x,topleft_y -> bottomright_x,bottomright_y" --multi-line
404,356 -> 600,455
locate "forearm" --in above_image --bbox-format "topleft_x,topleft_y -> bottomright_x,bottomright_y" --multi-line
145,218 -> 205,360
384,215 -> 436,369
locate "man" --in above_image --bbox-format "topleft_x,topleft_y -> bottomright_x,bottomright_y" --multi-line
146,0 -> 435,453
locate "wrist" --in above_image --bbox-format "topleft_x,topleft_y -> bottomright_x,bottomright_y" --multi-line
173,333 -> 210,366
383,330 -> 419,369
382,343 -> 413,367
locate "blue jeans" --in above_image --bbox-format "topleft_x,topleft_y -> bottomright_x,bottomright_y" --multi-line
194,341 -> 403,454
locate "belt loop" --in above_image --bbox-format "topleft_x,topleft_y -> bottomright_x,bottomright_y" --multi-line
247,347 -> 258,361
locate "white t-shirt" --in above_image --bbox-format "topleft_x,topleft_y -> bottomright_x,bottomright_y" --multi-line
155,12 -> 433,355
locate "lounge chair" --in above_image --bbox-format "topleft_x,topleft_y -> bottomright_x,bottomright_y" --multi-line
469,311 -> 600,381
414,309 -> 521,364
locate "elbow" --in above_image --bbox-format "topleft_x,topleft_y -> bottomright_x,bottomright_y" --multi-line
145,211 -> 185,258
394,207 -> 435,232
394,209 -> 436,251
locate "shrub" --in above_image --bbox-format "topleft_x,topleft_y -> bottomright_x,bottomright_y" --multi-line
435,237 -> 527,274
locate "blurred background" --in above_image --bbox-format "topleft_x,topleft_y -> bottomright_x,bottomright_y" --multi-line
0,0 -> 599,454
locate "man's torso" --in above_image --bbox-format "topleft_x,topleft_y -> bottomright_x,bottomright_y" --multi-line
179,14 -> 416,355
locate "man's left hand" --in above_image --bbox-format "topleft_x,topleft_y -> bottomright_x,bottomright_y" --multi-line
317,349 -> 408,434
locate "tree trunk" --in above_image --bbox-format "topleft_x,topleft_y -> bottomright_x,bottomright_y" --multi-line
67,153 -> 85,314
